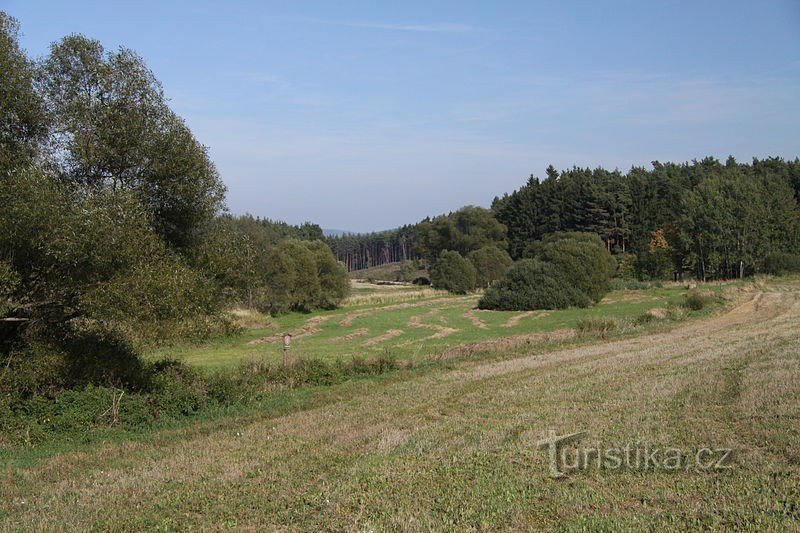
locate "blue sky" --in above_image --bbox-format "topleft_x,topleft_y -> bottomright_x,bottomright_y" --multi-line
4,1 -> 800,232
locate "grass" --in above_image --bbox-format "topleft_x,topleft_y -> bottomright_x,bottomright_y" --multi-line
150,282 -> 702,370
1,277 -> 798,529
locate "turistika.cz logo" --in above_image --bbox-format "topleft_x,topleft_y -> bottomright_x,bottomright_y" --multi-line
535,430 -> 734,478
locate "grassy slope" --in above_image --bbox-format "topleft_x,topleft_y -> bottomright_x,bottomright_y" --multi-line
152,283 -> 694,369
2,279 -> 799,529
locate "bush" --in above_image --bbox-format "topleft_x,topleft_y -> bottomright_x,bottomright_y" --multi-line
467,246 -> 513,288
764,252 -> 800,275
683,290 -> 713,311
478,259 -> 589,310
615,253 -> 638,280
430,250 -> 477,294
482,232 -> 614,311
536,233 -> 616,304
632,312 -> 657,326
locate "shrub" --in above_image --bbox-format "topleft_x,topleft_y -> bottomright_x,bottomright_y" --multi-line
683,290 -> 713,311
575,317 -> 619,338
487,232 -> 614,311
632,312 -> 657,326
478,259 -> 589,310
615,253 -> 638,280
467,246 -> 514,288
536,233 -> 615,304
764,252 -> 800,275
666,304 -> 689,321
430,250 -> 477,294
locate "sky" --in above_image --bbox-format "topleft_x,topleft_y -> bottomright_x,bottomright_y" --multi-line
4,1 -> 800,232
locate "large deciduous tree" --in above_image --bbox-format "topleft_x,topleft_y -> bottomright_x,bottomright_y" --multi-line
38,35 -> 226,251
0,13 -> 47,174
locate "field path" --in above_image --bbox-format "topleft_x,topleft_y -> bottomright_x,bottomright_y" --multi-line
4,284 -> 800,530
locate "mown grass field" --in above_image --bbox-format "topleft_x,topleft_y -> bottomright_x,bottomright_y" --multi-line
152,281 -> 702,369
3,278 -> 798,530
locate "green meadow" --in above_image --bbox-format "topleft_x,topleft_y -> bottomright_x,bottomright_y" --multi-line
152,282 -> 701,369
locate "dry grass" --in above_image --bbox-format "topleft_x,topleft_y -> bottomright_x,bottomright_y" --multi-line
3,282 -> 799,530
342,284 -> 447,307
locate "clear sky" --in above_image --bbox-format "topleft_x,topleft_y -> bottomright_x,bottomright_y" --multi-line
4,1 -> 800,232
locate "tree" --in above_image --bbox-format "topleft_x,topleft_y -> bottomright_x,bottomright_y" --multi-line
38,35 -> 226,251
679,169 -> 799,280
430,251 -> 476,294
467,246 -> 513,288
0,170 -> 223,391
414,206 -> 507,263
304,240 -> 350,309
0,13 -> 47,174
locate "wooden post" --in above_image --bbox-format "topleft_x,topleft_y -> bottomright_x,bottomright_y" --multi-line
282,333 -> 292,365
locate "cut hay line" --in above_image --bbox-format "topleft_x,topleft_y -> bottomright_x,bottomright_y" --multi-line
363,329 -> 405,346
502,310 -> 550,328
463,309 -> 487,329
331,328 -> 369,343
398,311 -> 460,346
247,316 -> 331,345
338,296 -> 471,327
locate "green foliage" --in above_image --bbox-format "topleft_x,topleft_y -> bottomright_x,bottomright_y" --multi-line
430,250 -> 477,294
0,169 -> 229,396
678,168 -> 800,279
192,217 -> 347,313
480,233 -> 614,310
0,354 -> 399,446
493,157 -> 800,281
467,246 -> 513,288
478,259 -> 588,310
764,252 -> 800,275
0,260 -> 19,317
682,291 -> 712,311
415,206 -> 507,263
615,253 -> 638,280
327,225 -> 416,272
535,232 -> 616,304
305,240 -> 350,308
636,249 -> 674,280
0,13 -> 47,174
397,261 -> 418,282
38,34 -> 226,251
258,239 -> 349,314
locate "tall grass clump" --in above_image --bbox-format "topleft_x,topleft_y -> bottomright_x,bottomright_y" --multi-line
575,317 -> 619,338
683,290 -> 713,311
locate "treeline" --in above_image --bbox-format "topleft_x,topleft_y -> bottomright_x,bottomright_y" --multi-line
0,13 -> 347,398
340,157 -> 800,282
493,157 -> 800,280
327,226 -> 418,271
